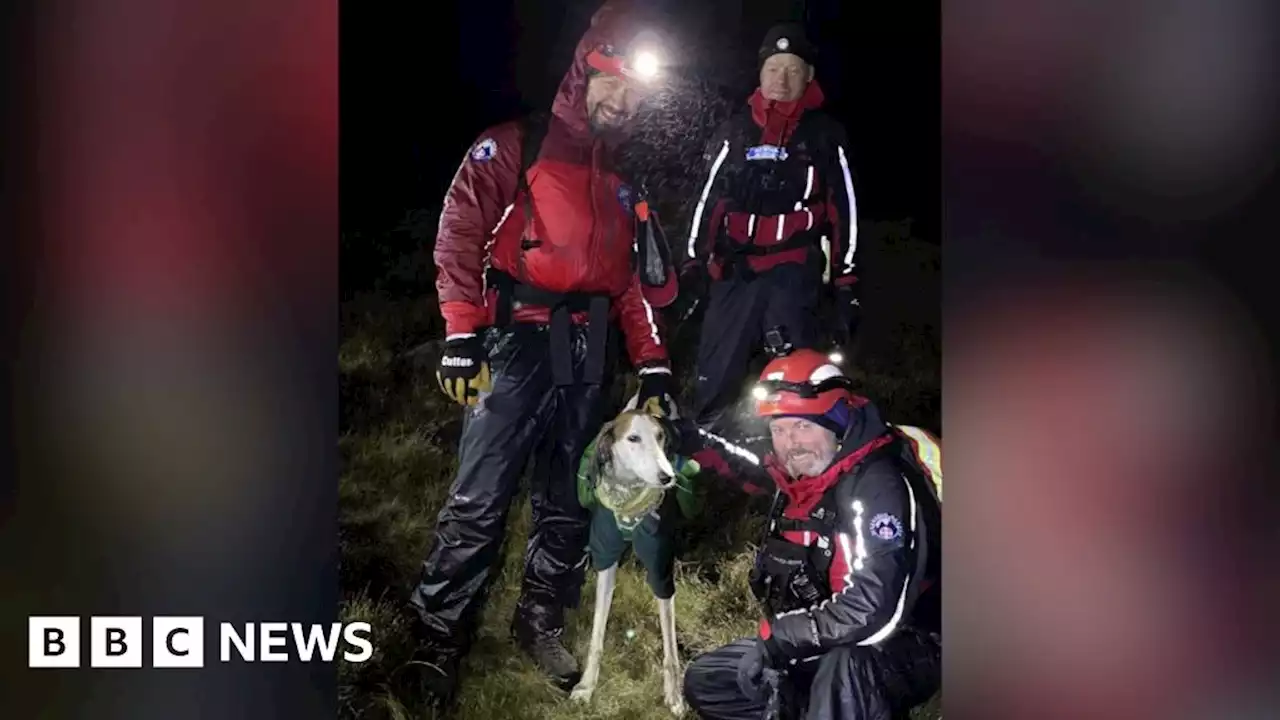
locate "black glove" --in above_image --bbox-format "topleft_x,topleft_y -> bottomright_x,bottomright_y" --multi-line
635,366 -> 677,419
834,284 -> 862,346
736,638 -> 777,699
672,262 -> 708,322
436,334 -> 492,406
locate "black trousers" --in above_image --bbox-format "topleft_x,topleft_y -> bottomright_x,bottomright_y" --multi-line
683,628 -> 941,720
408,323 -> 615,651
688,262 -> 823,488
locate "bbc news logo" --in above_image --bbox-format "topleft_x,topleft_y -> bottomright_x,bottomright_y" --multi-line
29,617 -> 374,668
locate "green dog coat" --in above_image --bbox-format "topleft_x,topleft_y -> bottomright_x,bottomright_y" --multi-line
576,435 -> 702,598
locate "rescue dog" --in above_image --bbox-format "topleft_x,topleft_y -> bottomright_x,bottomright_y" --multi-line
571,394 -> 692,716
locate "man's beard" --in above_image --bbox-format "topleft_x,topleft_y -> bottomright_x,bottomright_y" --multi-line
784,448 -> 832,478
589,105 -> 628,134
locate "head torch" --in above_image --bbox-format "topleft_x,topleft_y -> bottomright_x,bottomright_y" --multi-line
587,42 -> 663,83
751,375 -> 854,402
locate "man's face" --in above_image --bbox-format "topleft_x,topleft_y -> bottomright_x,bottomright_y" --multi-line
759,53 -> 813,102
770,416 -> 839,478
585,72 -> 640,132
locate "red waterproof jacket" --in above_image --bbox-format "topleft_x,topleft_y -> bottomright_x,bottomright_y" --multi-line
433,2 -> 667,369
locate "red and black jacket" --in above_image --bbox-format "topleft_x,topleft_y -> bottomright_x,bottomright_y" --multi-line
684,81 -> 860,289
432,1 -> 669,370
753,400 -> 942,662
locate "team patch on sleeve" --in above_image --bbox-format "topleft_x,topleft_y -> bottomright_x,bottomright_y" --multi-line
869,512 -> 904,542
470,137 -> 498,162
617,183 -> 634,214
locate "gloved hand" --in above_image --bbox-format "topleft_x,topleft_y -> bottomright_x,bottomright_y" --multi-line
635,366 -> 678,419
736,638 -> 779,699
833,284 -> 862,347
672,262 -> 708,322
436,334 -> 492,406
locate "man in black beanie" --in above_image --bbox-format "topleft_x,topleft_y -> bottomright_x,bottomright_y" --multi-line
673,21 -> 864,501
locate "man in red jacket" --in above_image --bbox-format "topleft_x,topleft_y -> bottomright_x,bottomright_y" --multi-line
408,1 -> 678,708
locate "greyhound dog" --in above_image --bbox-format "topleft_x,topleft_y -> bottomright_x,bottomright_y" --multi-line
571,395 -> 698,716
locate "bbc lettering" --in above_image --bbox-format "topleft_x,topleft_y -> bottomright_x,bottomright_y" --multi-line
29,617 -> 374,668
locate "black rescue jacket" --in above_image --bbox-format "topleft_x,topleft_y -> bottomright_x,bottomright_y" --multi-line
683,80 -> 860,288
752,400 -> 942,662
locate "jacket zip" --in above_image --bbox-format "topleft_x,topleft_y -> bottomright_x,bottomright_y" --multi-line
588,139 -> 600,289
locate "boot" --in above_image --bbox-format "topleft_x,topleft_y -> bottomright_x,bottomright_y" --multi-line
399,645 -> 463,714
400,614 -> 472,715
513,626 -> 581,691
511,601 -> 580,691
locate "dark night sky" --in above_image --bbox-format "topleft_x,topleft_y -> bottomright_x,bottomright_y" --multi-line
340,0 -> 939,241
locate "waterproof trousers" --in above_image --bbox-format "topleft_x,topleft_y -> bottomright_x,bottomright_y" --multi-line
688,262 -> 823,492
683,628 -> 941,720
409,323 -> 615,653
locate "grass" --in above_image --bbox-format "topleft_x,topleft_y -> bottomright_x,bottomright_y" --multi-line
338,218 -> 940,719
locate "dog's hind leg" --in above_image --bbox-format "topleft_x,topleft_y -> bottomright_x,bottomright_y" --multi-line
658,594 -> 686,715
570,563 -> 617,703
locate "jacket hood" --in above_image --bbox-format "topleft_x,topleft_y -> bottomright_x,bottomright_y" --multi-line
833,396 -> 890,462
550,0 -> 644,137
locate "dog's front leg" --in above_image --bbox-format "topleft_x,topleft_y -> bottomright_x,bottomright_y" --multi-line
658,594 -> 686,715
570,563 -> 617,703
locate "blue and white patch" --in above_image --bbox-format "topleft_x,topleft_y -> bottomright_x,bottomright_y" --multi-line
869,512 -> 904,542
470,137 -> 498,162
617,184 -> 634,214
746,144 -> 789,162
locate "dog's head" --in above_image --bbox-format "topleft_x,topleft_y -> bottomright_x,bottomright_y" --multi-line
594,410 -> 679,489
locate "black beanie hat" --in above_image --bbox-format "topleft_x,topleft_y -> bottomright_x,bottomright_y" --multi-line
759,22 -> 817,66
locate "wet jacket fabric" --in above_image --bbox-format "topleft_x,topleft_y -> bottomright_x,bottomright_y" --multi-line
433,1 -> 667,368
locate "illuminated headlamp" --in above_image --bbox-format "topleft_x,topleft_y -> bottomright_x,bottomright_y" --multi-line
754,376 -> 854,401
587,42 -> 665,83
627,49 -> 661,80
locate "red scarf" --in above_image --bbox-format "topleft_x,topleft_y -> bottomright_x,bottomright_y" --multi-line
747,80 -> 826,146
766,432 -> 895,519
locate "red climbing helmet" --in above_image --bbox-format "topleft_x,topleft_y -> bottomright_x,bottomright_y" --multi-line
753,348 -> 854,417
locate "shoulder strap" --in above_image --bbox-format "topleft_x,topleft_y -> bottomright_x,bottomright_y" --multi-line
510,111 -> 551,243
517,111 -> 550,196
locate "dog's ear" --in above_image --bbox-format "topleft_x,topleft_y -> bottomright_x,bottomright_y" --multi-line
593,420 -> 617,480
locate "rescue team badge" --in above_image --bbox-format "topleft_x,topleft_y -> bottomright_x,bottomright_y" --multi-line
617,184 -> 633,214
869,512 -> 904,541
471,137 -> 498,162
746,144 -> 788,162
